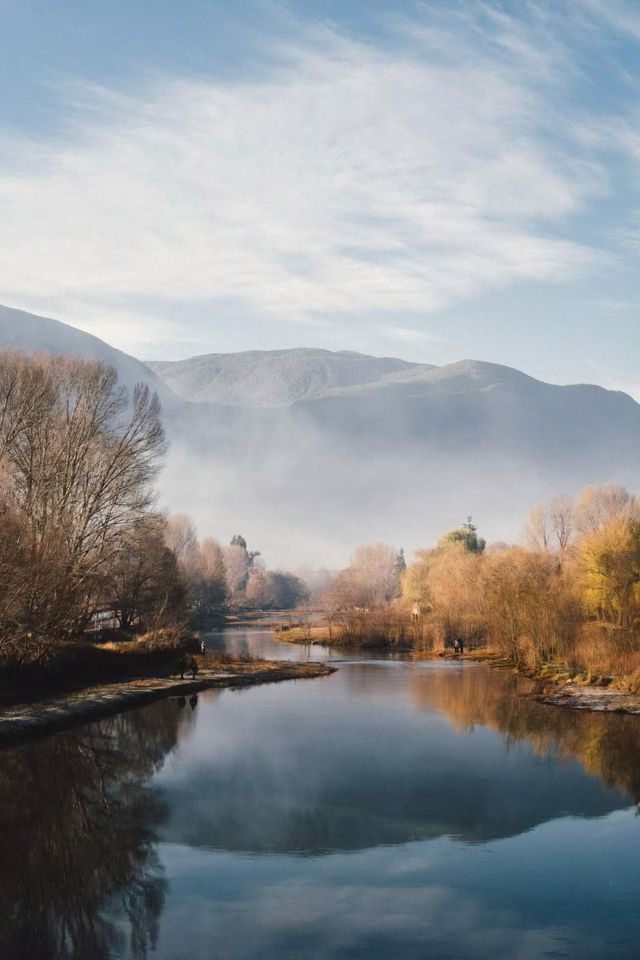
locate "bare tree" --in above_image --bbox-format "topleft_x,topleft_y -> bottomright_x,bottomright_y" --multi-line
199,536 -> 227,609
525,496 -> 573,555
106,515 -> 187,631
573,484 -> 636,534
223,543 -> 250,602
523,503 -> 550,552
347,543 -> 399,608
0,353 -> 166,661
165,514 -> 200,574
549,495 -> 574,553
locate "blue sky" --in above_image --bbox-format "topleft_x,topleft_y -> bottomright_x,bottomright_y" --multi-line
0,0 -> 639,395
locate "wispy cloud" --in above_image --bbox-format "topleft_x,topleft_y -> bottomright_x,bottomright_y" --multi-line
579,0 -> 640,40
0,9 -> 622,354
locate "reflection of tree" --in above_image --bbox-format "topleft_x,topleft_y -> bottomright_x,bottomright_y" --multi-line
0,698 -> 193,960
411,666 -> 640,801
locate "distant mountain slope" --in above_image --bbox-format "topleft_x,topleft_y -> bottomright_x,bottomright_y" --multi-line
294,362 -> 640,464
1,309 -> 638,564
148,344 -> 640,468
146,348 -> 572,410
0,304 -> 174,403
147,348 -> 428,406
153,348 -> 640,562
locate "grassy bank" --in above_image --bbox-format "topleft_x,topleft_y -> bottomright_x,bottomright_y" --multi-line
0,628 -> 199,706
274,616 -> 414,649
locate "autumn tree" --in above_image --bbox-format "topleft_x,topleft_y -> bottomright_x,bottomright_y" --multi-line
481,548 -> 580,667
106,515 -> 187,631
524,495 -> 574,555
428,544 -> 486,646
573,484 -> 638,535
401,550 -> 432,606
164,517 -> 228,612
581,518 -> 640,629
0,353 -> 166,661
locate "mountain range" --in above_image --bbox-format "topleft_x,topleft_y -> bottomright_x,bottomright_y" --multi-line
0,303 -> 638,566
147,348 -> 430,406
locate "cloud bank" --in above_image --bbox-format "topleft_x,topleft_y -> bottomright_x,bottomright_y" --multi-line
0,9 -> 615,356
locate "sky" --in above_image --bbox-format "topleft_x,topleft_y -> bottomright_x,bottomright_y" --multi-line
0,0 -> 639,396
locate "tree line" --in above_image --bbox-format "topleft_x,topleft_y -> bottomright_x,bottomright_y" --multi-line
0,352 -> 306,667
322,488 -> 640,686
163,520 -> 308,615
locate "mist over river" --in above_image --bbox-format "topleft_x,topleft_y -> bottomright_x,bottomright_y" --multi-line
2,628 -> 640,959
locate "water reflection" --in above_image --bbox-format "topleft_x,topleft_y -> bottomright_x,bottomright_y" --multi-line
156,661 -> 629,854
2,634 -> 640,960
201,625 -> 376,663
411,664 -> 640,802
0,699 -> 193,960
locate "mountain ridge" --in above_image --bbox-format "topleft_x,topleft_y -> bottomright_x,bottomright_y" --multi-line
147,348 -> 624,409
0,304 -> 637,564
147,347 -> 427,407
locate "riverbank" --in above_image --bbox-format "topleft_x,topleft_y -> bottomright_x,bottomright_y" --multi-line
0,629 -> 201,705
273,620 -> 640,717
533,681 -> 640,714
435,653 -> 640,715
428,649 -> 640,714
275,623 -> 404,648
0,659 -> 335,748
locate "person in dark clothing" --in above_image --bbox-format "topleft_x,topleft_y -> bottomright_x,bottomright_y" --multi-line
189,656 -> 199,680
177,654 -> 187,679
458,637 -> 465,655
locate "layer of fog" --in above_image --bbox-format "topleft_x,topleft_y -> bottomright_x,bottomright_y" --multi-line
2,303 -> 638,571
159,394 -> 640,569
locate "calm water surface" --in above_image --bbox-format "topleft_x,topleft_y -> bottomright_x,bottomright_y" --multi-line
2,628 -> 640,959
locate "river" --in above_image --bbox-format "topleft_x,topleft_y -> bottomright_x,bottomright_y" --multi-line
2,627 -> 640,959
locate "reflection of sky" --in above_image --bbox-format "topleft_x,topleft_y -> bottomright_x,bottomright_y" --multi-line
154,808 -> 640,960
140,651 -> 640,957
155,659 -> 628,853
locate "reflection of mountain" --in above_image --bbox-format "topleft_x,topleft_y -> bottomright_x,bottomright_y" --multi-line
0,698 -> 193,960
156,663 -> 630,856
